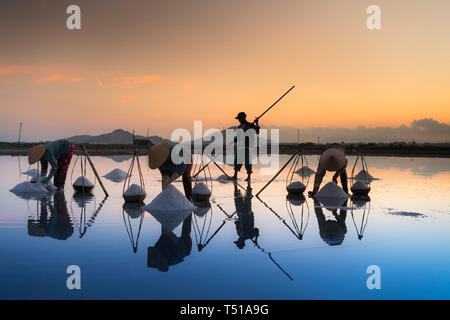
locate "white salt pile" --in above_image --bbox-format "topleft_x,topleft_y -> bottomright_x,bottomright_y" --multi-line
123,184 -> 146,197
295,166 -> 316,176
144,185 -> 196,212
216,174 -> 230,181
103,168 -> 128,183
193,182 -> 211,195
287,181 -> 306,192
316,182 -> 349,199
353,170 -> 375,181
73,176 -> 94,187
10,181 -> 50,195
22,169 -> 38,176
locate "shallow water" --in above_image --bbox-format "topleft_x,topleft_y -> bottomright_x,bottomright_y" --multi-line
1,155 -> 449,299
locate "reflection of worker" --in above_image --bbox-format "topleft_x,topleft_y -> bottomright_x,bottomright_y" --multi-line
313,199 -> 347,246
232,112 -> 260,182
233,184 -> 259,249
148,142 -> 192,200
27,139 -> 75,190
147,214 -> 193,272
27,193 -> 73,240
309,143 -> 348,196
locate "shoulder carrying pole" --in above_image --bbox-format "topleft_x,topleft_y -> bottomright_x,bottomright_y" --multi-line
81,144 -> 109,197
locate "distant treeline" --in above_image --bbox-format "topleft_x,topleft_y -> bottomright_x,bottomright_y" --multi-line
1,141 -> 450,157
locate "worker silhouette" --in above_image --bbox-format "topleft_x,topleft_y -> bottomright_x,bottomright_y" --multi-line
233,184 -> 259,249
309,143 -> 349,197
232,112 -> 260,182
27,193 -> 73,240
313,199 -> 348,246
147,214 -> 193,272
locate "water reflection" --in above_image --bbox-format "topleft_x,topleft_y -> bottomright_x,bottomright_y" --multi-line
314,199 -> 348,246
71,194 -> 106,238
122,203 -> 145,253
350,198 -> 371,240
27,193 -> 74,240
233,184 -> 259,249
285,195 -> 310,240
147,214 -> 193,272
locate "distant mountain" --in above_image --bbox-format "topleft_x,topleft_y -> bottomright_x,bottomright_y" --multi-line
67,129 -> 172,145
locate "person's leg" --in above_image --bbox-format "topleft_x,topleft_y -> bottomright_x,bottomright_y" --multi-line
232,151 -> 242,180
182,161 -> 193,200
340,169 -> 348,193
244,148 -> 252,181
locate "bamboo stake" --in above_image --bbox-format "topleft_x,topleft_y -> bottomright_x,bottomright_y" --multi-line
81,144 -> 109,197
255,147 -> 301,197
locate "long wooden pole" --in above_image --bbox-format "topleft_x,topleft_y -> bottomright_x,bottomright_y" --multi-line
255,147 -> 301,197
210,159 -> 247,192
81,144 -> 109,197
254,85 -> 295,122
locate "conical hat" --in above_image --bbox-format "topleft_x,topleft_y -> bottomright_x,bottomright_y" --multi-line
319,147 -> 346,171
28,144 -> 46,165
148,142 -> 170,169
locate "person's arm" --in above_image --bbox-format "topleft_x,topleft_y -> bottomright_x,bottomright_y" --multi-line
310,165 -> 326,195
252,119 -> 260,134
42,154 -> 58,183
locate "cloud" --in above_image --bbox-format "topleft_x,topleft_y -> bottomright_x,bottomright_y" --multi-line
35,74 -> 85,84
112,75 -> 162,87
96,75 -> 103,88
268,118 -> 450,143
122,94 -> 134,103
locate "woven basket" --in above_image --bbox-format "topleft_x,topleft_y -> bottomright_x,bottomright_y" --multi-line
123,194 -> 146,203
73,184 -> 94,194
192,192 -> 211,202
351,186 -> 371,197
286,185 -> 306,195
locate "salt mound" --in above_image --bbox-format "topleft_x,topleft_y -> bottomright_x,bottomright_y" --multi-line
216,174 -> 230,181
103,168 -> 128,182
23,169 -> 38,176
287,181 -> 306,190
354,170 -> 375,181
352,181 -> 370,190
10,181 -> 50,195
143,185 -> 196,212
73,176 -> 94,187
193,182 -> 211,195
316,182 -> 349,199
124,184 -> 146,197
295,166 -> 315,176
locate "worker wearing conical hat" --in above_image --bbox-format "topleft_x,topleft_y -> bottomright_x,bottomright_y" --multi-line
148,142 -> 192,200
27,139 -> 75,190
232,112 -> 260,182
308,143 -> 348,196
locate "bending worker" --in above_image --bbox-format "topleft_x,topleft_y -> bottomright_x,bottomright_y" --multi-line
27,139 -> 75,190
148,142 -> 192,200
308,143 -> 348,196
232,112 -> 260,182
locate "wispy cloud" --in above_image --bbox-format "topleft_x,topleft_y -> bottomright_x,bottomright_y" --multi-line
96,75 -> 103,88
122,94 -> 134,103
112,75 -> 162,87
35,74 -> 85,84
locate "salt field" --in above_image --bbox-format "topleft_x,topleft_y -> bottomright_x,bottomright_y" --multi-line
1,155 -> 449,299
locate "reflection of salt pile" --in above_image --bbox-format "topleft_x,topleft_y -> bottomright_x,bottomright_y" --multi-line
144,185 -> 196,230
351,180 -> 371,197
73,176 -> 94,193
123,184 -> 147,202
10,181 -> 50,195
123,202 -> 144,219
194,205 -> 211,217
192,182 -> 211,201
103,168 -> 128,182
354,170 -> 375,181
295,166 -> 315,176
286,181 -> 306,195
315,182 -> 349,207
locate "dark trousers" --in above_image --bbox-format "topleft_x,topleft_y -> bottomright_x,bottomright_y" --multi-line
234,148 -> 252,175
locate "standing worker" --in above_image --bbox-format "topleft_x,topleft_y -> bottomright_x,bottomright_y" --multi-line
148,142 -> 193,200
232,112 -> 260,182
308,143 -> 349,196
27,139 -> 75,191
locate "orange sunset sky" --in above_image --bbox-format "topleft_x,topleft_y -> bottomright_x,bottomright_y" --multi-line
0,0 -> 449,141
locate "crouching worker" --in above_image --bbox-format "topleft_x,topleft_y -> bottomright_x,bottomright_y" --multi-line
28,139 -> 75,191
308,143 -> 348,197
148,142 -> 193,200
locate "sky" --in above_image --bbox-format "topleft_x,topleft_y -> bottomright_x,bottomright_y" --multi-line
1,0 -> 449,142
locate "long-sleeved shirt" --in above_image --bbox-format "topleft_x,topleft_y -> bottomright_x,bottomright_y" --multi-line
158,145 -> 188,177
40,139 -> 71,178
